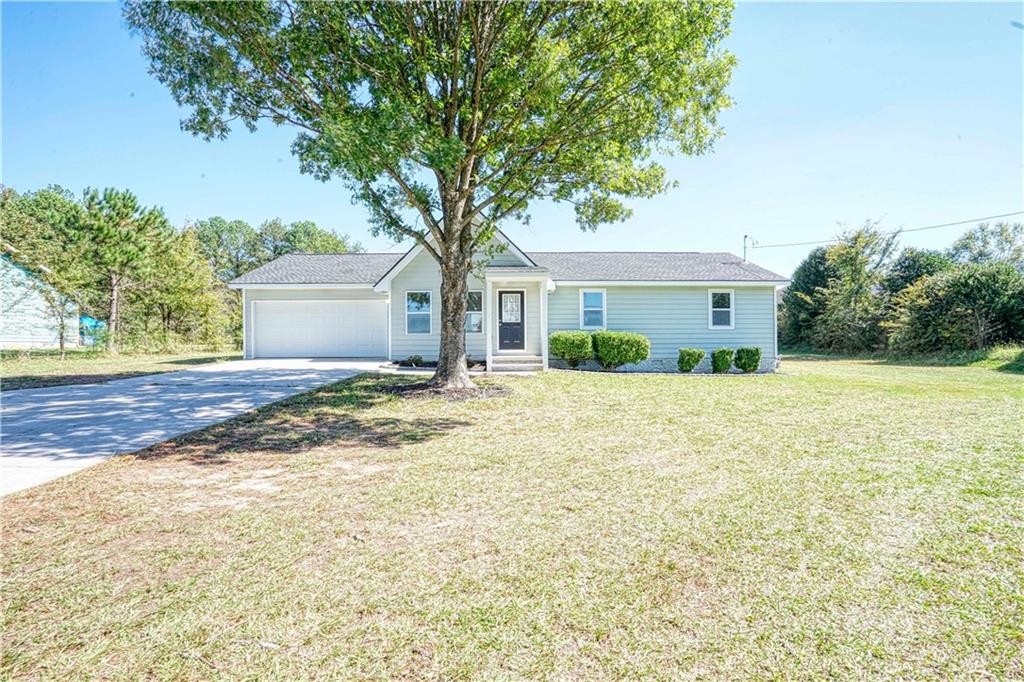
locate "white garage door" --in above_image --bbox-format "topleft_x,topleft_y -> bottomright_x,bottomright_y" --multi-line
253,300 -> 387,358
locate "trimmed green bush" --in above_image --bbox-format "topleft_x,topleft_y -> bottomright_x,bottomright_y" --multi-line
592,331 -> 650,371
549,330 -> 593,368
677,348 -> 705,373
734,347 -> 762,373
711,348 -> 733,374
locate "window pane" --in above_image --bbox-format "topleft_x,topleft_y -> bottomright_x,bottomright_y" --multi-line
466,291 -> 482,312
501,294 -> 521,322
407,313 -> 430,334
712,310 -> 731,327
582,291 -> 604,309
406,292 -> 431,312
583,309 -> 604,327
711,292 -> 731,310
464,312 -> 482,333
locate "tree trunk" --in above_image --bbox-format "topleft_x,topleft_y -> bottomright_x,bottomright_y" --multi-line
429,249 -> 475,390
57,308 -> 66,361
107,274 -> 120,355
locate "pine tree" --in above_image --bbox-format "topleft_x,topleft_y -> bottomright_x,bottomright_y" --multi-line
75,188 -> 170,353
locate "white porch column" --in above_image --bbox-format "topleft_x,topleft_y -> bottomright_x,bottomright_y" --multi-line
539,281 -> 549,370
485,279 -> 494,371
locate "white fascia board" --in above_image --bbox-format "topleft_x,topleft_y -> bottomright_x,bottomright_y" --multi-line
373,228 -> 534,293
484,273 -> 556,291
553,280 -> 790,287
373,241 -> 423,292
492,228 -> 536,266
228,283 -> 377,290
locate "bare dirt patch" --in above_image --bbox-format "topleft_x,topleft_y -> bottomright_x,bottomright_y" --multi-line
378,381 -> 512,401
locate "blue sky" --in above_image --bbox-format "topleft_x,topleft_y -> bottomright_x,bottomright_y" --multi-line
3,2 -> 1021,276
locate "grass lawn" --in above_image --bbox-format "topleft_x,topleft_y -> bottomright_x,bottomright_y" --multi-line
0,348 -> 241,391
2,358 -> 1021,679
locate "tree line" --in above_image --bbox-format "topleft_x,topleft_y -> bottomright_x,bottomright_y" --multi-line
0,185 -> 360,356
779,221 -> 1024,354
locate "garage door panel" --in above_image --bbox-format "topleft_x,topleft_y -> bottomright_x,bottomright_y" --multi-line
253,300 -> 387,358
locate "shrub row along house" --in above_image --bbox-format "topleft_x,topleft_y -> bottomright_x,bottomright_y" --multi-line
229,231 -> 788,372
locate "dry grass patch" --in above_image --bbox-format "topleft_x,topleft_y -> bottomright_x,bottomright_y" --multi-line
2,362 -> 1022,679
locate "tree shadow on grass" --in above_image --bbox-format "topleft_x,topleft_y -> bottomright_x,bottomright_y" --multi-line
135,374 -> 472,465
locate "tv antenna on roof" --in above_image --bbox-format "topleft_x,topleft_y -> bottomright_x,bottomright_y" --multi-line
743,235 -> 757,262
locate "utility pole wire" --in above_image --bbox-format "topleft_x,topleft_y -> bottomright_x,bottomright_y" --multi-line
748,210 -> 1024,250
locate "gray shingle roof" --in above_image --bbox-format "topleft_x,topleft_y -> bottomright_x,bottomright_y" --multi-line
230,251 -> 786,285
527,252 -> 786,282
230,253 -> 402,285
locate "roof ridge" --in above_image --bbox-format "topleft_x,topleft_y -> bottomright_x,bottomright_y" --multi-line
527,250 -> 734,255
281,252 -> 403,256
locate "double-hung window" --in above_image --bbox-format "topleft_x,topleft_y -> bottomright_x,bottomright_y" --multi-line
580,289 -> 606,329
708,289 -> 734,329
465,291 -> 483,333
406,291 -> 431,334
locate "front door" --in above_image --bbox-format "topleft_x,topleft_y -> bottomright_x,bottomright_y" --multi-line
498,290 -> 525,350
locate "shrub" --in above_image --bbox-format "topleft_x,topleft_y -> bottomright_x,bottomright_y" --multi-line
677,348 -> 705,372
711,348 -> 733,373
549,330 -> 593,368
591,331 -> 650,370
734,347 -> 762,373
405,355 -> 424,366
887,263 -> 1024,352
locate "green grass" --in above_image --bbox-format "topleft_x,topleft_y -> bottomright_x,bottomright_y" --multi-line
0,348 -> 241,391
781,342 -> 1024,373
2,358 -> 1021,679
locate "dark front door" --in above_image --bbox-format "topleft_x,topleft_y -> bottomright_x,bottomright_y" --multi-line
498,291 -> 525,350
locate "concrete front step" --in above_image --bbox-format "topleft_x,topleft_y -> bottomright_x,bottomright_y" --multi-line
489,363 -> 544,372
491,355 -> 543,364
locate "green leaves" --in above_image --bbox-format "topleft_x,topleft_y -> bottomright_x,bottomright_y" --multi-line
77,187 -> 171,278
126,0 -> 736,242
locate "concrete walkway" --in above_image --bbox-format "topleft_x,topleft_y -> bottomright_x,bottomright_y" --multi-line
0,359 -> 383,496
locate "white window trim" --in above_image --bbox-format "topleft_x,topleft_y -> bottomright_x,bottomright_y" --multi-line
579,288 -> 607,330
708,288 -> 735,330
405,290 -> 432,335
465,289 -> 484,334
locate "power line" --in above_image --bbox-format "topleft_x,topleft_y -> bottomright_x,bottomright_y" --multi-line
748,210 -> 1024,250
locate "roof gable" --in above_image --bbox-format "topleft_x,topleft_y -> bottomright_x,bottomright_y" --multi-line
372,228 -> 533,291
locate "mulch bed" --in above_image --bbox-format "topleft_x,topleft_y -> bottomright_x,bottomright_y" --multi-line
379,381 -> 512,402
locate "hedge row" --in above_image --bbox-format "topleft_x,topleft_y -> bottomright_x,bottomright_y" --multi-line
549,330 -> 650,371
551,332 -> 764,374
705,347 -> 762,373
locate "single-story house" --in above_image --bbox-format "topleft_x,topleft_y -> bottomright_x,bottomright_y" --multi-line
228,231 -> 788,372
0,255 -> 79,350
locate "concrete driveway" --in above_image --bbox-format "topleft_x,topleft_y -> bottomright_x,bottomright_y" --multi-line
0,358 -> 383,496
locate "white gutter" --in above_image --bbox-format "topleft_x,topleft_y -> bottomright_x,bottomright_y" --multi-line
228,283 -> 378,290
552,280 -> 789,287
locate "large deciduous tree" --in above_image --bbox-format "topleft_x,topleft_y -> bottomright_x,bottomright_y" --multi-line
126,0 -> 735,388
947,222 -> 1023,271
75,188 -> 171,353
194,216 -> 263,281
778,246 -> 834,348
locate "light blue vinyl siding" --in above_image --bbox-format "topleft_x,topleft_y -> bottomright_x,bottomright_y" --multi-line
389,249 -> 489,361
388,246 -> 543,361
547,285 -> 777,371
